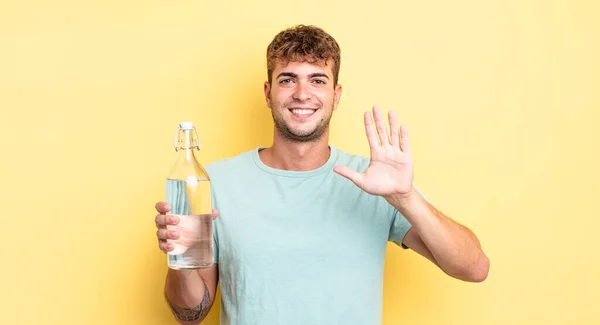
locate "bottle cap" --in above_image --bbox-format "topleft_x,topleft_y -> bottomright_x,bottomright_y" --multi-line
179,122 -> 194,130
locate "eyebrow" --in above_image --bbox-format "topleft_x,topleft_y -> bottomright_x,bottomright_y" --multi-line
276,72 -> 330,79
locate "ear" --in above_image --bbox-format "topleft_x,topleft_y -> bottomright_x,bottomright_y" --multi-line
264,81 -> 272,108
333,84 -> 343,110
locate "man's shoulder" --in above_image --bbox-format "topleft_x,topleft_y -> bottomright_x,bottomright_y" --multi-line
205,148 -> 257,176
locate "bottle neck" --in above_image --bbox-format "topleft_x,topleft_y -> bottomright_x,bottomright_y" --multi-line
176,129 -> 199,161
168,125 -> 208,181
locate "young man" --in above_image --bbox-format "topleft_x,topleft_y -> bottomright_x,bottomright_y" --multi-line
154,25 -> 490,325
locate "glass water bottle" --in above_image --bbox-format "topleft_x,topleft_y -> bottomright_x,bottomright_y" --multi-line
166,122 -> 214,270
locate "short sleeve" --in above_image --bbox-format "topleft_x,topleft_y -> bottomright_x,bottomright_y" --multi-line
387,185 -> 431,249
388,209 -> 413,249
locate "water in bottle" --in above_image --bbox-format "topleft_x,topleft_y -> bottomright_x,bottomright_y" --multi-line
165,122 -> 214,270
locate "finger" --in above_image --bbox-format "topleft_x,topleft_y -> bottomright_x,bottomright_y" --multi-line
400,125 -> 411,153
333,165 -> 364,189
157,229 -> 167,240
155,202 -> 171,214
155,214 -> 166,228
157,228 -> 180,240
155,214 -> 180,227
212,208 -> 219,220
373,106 -> 390,147
364,111 -> 379,148
159,240 -> 174,253
389,111 -> 400,148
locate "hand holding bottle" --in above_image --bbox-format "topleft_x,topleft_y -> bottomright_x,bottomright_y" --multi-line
155,201 -> 218,254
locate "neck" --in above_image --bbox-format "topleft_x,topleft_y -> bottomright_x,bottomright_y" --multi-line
259,130 -> 331,171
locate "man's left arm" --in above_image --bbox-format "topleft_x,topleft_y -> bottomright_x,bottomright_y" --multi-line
333,106 -> 489,283
387,189 -> 489,282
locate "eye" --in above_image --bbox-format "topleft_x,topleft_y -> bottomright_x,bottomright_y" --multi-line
279,78 -> 294,84
312,79 -> 326,85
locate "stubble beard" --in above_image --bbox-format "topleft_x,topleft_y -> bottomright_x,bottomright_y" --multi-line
271,100 -> 334,143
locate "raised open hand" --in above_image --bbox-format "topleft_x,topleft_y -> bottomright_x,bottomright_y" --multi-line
334,106 -> 414,199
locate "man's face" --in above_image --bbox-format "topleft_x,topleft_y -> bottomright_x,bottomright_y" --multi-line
264,60 -> 342,142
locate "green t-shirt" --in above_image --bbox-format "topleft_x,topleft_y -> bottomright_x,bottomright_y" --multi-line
205,146 -> 413,325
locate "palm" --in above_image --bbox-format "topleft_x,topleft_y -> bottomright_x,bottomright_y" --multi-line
334,106 -> 414,198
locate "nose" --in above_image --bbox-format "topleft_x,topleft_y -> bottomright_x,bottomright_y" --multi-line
292,82 -> 311,102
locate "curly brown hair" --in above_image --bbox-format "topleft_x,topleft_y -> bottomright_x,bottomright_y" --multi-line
266,25 -> 341,86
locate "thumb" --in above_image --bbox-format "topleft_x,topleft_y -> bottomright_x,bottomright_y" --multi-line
333,166 -> 364,189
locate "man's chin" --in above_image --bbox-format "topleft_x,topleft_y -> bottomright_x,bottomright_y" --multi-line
279,127 -> 324,143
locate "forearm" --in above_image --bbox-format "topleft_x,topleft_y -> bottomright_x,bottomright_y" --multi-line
164,269 -> 212,325
387,190 -> 489,281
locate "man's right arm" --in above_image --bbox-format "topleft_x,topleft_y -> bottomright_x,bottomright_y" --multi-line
164,265 -> 219,325
155,202 -> 220,325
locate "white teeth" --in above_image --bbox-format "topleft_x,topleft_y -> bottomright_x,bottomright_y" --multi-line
291,109 -> 315,115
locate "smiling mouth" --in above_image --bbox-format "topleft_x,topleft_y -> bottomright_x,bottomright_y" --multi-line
289,108 -> 317,117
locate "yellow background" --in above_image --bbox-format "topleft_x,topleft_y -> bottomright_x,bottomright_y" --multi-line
1,0 -> 598,324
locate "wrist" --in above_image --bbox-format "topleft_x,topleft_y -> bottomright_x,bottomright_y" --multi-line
385,186 -> 418,208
